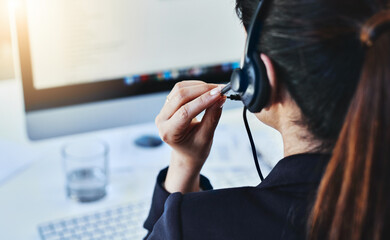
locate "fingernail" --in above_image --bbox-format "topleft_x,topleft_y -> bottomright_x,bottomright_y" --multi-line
219,98 -> 227,109
210,86 -> 222,96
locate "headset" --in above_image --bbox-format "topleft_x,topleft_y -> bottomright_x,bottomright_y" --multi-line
221,0 -> 271,113
221,0 -> 271,181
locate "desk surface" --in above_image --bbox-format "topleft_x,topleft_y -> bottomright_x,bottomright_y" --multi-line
0,79 -> 283,240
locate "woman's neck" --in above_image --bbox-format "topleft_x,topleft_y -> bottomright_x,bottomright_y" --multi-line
279,122 -> 323,157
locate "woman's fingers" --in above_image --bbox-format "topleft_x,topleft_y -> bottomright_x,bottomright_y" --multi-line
166,81 -> 205,102
168,85 -> 224,131
155,81 -> 225,145
157,85 -> 224,144
158,83 -> 219,121
198,97 -> 226,139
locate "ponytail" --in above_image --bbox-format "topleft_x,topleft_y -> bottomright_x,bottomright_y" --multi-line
309,16 -> 390,240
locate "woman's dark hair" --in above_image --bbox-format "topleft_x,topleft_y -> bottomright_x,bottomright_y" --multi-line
236,0 -> 390,239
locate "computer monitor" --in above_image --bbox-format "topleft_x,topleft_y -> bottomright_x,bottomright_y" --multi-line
11,0 -> 245,140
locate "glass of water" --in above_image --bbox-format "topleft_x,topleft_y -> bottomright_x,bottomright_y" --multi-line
62,140 -> 109,203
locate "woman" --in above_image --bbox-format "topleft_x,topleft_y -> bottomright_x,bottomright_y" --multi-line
144,0 -> 390,239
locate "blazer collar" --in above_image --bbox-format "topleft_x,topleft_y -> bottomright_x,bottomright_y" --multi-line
258,153 -> 330,189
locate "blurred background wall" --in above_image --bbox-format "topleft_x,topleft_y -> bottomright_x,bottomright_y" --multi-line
0,0 -> 15,80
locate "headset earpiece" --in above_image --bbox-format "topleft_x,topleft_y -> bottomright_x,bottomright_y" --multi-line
228,0 -> 270,113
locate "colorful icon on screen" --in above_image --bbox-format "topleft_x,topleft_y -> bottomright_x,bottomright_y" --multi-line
222,63 -> 231,72
141,75 -> 149,82
164,71 -> 172,80
124,76 -> 134,85
171,70 -> 179,79
232,62 -> 240,69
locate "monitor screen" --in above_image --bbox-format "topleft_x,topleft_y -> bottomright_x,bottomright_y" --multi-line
18,0 -> 245,111
13,0 -> 246,140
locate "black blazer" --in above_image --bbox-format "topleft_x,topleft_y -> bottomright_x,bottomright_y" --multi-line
144,153 -> 329,240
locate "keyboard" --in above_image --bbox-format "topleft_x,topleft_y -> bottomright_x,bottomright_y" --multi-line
37,167 -> 268,240
38,202 -> 149,240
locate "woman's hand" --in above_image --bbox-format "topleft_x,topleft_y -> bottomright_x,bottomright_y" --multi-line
155,81 -> 226,193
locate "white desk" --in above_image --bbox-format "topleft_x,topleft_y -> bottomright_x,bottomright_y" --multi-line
0,79 -> 283,240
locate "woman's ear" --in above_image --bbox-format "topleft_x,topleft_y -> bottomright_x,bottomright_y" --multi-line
260,53 -> 281,108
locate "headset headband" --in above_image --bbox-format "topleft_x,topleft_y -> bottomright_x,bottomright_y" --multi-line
245,0 -> 268,58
